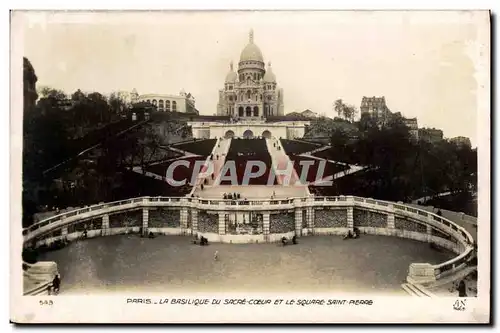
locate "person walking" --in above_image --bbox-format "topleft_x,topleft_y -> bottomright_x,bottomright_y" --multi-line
457,279 -> 467,297
52,274 -> 61,295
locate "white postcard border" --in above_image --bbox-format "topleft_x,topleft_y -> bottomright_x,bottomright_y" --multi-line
8,9 -> 491,324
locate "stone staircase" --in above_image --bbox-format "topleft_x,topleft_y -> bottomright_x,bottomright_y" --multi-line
208,138 -> 232,186
402,266 -> 477,297
192,137 -> 232,192
298,153 -> 367,183
401,283 -> 436,297
165,145 -> 198,156
266,138 -> 303,187
23,261 -> 58,296
303,145 -> 331,156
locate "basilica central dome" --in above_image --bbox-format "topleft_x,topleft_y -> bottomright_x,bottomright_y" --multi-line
239,30 -> 264,63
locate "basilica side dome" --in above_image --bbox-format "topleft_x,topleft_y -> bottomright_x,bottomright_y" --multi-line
263,62 -> 276,82
225,62 -> 237,82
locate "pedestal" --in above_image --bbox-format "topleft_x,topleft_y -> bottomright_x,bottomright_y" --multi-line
407,263 -> 437,284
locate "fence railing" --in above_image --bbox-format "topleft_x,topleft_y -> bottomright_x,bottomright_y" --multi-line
23,195 -> 475,281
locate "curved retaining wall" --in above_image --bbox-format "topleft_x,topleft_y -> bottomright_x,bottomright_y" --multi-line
23,261 -> 59,296
22,196 -> 475,294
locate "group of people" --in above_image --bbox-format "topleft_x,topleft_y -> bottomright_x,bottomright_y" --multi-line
281,235 -> 298,246
138,228 -> 156,238
192,234 -> 209,246
343,227 -> 360,240
223,193 -> 242,200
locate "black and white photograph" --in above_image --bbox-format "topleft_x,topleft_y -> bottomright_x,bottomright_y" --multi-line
10,9 -> 490,323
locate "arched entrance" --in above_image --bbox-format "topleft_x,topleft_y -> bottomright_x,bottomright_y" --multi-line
225,130 -> 235,139
243,130 -> 254,139
262,130 -> 272,139
245,106 -> 252,117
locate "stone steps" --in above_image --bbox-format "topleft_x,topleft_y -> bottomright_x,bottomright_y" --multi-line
401,283 -> 435,297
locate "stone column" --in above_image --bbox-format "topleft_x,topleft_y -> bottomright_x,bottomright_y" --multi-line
387,213 -> 395,229
142,208 -> 149,236
347,207 -> 354,230
386,211 -> 395,236
426,224 -> 433,242
180,208 -> 188,230
102,214 -> 109,236
294,207 -> 303,237
306,207 -> 315,231
263,212 -> 270,242
218,212 -> 226,235
191,209 -> 198,234
61,226 -> 68,239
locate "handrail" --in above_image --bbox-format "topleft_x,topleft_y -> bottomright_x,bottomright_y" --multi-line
23,195 -> 474,279
25,195 -> 473,239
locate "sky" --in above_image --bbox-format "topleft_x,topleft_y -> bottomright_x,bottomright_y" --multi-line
19,11 -> 488,146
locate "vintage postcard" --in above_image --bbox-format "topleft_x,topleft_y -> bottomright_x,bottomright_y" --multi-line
10,10 -> 490,323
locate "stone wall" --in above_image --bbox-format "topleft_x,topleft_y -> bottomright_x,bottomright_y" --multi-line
314,208 -> 348,228
45,229 -> 62,238
395,216 -> 427,233
431,227 -> 454,242
67,217 -> 102,234
353,209 -> 387,227
109,210 -> 142,228
270,211 -> 295,233
198,211 -> 218,233
148,208 -> 181,228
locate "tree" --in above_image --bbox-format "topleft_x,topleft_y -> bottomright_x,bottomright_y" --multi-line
334,99 -> 344,118
87,92 -> 110,123
342,104 -> 358,123
37,86 -> 66,100
109,92 -> 129,116
333,99 -> 358,123
71,89 -> 86,102
358,112 -> 378,132
329,128 -> 350,161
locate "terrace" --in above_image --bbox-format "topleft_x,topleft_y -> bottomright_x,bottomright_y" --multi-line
144,156 -> 208,184
220,138 -> 277,186
312,147 -> 361,165
115,171 -> 193,198
280,139 -> 322,155
288,155 -> 350,184
171,139 -> 217,156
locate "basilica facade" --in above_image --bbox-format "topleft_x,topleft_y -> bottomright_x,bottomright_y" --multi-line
216,30 -> 284,119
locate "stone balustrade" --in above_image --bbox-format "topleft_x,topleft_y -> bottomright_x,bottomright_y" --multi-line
22,195 -> 475,288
